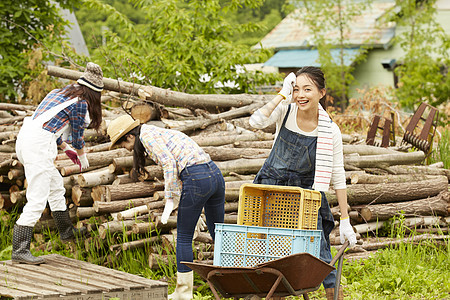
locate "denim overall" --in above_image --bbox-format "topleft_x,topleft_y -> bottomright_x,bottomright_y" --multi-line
253,105 -> 337,288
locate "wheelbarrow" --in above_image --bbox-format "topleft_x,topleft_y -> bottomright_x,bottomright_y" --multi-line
183,241 -> 349,300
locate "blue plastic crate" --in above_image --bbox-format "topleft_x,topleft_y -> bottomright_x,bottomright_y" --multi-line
213,223 -> 321,267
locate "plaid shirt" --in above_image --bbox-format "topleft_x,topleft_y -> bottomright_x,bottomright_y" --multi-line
33,87 -> 88,149
140,125 -> 211,201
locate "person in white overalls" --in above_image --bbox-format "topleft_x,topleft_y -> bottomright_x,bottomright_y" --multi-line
12,62 -> 104,265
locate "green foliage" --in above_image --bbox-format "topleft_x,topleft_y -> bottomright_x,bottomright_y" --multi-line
0,208 -> 18,256
430,127 -> 450,169
343,219 -> 450,299
0,0 -> 82,102
344,244 -> 450,299
79,0 -> 281,94
389,0 -> 450,109
75,0 -> 148,50
294,0 -> 372,110
1,0 -> 282,102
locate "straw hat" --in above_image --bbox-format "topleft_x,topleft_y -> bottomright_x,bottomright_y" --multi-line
107,115 -> 140,149
77,62 -> 104,92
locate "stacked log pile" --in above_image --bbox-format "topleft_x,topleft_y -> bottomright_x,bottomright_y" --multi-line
0,66 -> 448,267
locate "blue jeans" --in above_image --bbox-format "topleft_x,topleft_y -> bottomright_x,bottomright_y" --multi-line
176,161 -> 225,272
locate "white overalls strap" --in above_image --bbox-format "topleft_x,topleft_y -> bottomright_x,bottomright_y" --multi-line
32,98 -> 79,127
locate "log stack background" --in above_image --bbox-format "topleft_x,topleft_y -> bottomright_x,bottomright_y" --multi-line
0,67 -> 448,268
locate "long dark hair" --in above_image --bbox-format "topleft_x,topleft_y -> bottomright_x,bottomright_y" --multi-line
61,84 -> 102,130
296,66 -> 327,108
115,125 -> 148,181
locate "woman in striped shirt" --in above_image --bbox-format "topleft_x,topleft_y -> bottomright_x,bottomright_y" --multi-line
249,66 -> 356,300
107,115 -> 225,300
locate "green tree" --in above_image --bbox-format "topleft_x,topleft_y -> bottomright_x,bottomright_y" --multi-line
293,0 -> 372,111
75,0 -> 148,50
390,0 -> 450,109
0,0 -> 82,102
76,0 -> 292,49
82,0 -> 280,94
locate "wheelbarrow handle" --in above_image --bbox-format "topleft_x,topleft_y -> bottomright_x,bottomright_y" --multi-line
329,240 -> 350,300
329,240 -> 349,266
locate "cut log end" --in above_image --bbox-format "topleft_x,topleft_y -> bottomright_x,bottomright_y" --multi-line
131,103 -> 156,124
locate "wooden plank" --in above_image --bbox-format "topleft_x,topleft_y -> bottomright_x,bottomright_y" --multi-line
0,287 -> 169,300
104,287 -> 168,300
0,285 -> 38,299
0,254 -> 168,300
43,256 -> 146,290
45,254 -> 166,288
24,262 -> 123,292
7,262 -> 110,293
0,274 -> 59,298
45,286 -> 168,300
41,259 -> 130,291
0,262 -> 83,296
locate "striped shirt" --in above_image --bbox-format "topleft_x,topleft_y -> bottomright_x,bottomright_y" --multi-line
32,87 -> 88,149
249,103 -> 346,191
139,124 -> 211,202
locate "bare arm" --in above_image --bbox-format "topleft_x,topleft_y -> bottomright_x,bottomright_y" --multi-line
259,94 -> 285,117
335,189 -> 349,219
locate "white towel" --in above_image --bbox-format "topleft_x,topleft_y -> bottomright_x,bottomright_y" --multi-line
313,104 -> 334,192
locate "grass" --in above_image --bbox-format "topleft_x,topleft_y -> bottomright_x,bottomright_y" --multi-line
342,241 -> 449,299
0,208 -> 17,261
0,210 -> 448,299
430,127 -> 450,169
342,220 -> 450,300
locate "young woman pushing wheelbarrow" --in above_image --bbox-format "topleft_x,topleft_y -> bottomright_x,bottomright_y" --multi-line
249,66 -> 357,300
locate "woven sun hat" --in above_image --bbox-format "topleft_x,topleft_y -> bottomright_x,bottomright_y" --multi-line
107,115 -> 140,149
77,62 -> 104,92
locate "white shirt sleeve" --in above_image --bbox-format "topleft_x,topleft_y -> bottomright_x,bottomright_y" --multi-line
331,122 -> 346,190
249,104 -> 290,140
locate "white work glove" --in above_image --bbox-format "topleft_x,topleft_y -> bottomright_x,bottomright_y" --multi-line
339,217 -> 357,248
278,72 -> 296,104
78,153 -> 89,171
62,144 -> 81,167
161,199 -> 174,224
195,215 -> 207,233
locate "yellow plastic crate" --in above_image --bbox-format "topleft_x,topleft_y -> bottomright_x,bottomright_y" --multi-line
237,183 -> 322,230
